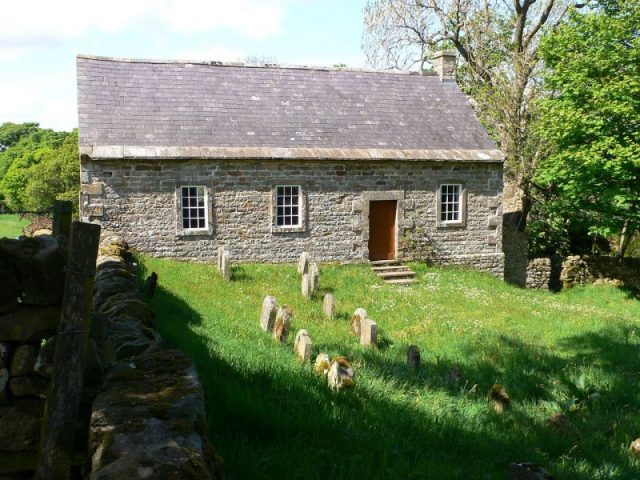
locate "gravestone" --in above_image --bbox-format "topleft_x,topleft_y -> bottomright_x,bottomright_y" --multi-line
507,463 -> 554,480
260,296 -> 278,333
322,293 -> 335,318
297,252 -> 310,275
309,262 -> 319,294
221,251 -> 231,282
217,246 -> 225,271
272,306 -> 293,343
314,353 -> 330,376
328,356 -> 354,391
360,318 -> 377,347
294,329 -> 313,363
301,273 -> 311,299
351,308 -> 367,336
407,345 -> 420,369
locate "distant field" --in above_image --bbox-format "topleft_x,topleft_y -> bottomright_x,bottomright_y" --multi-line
138,258 -> 640,479
0,214 -> 29,238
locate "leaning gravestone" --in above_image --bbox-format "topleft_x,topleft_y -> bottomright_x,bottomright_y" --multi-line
221,251 -> 231,281
272,306 -> 293,343
301,273 -> 312,299
322,293 -> 335,318
294,329 -> 313,363
351,308 -> 367,337
360,318 -> 377,347
260,296 -> 278,333
309,262 -> 319,294
328,356 -> 354,391
297,252 -> 310,275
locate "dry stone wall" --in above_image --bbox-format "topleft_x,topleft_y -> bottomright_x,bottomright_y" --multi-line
89,232 -> 222,479
525,255 -> 639,291
81,158 -> 504,276
0,232 -> 221,479
0,236 -> 69,476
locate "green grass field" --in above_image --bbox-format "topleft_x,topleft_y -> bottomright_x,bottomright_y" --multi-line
0,214 -> 29,238
138,258 -> 640,479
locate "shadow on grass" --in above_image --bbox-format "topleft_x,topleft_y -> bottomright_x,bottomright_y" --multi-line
231,265 -> 254,282
145,281 -> 640,480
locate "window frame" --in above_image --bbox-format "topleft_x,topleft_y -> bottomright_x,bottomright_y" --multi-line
437,183 -> 466,227
176,185 -> 214,237
271,184 -> 306,233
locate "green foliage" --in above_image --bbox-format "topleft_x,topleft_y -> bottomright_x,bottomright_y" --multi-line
0,123 -> 79,213
534,2 -> 640,253
138,258 -> 640,479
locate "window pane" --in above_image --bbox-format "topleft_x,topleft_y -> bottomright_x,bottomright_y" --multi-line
198,219 -> 205,228
292,215 -> 299,225
183,219 -> 189,228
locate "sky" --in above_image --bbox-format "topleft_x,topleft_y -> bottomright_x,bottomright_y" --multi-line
0,0 -> 369,132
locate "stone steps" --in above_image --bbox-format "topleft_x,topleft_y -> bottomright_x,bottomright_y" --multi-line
370,260 -> 416,285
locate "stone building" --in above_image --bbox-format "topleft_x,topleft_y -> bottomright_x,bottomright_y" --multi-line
77,53 -> 505,275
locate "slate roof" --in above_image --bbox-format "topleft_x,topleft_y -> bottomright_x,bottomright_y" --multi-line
76,55 -> 502,162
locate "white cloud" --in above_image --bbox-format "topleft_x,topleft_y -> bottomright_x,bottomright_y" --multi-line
177,45 -> 247,63
0,71 -> 77,131
0,0 -> 284,54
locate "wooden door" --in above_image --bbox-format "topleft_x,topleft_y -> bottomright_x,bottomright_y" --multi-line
368,200 -> 396,260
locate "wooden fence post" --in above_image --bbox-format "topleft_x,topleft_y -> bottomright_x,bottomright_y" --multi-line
35,221 -> 101,480
52,200 -> 73,240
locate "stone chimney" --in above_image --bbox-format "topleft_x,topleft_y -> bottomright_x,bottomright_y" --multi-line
432,50 -> 456,81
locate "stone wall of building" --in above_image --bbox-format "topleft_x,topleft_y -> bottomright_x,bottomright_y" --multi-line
80,158 -> 504,276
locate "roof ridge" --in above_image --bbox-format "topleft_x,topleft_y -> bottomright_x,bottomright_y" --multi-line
76,53 -> 438,76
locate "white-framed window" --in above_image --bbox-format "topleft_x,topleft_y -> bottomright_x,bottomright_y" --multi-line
275,185 -> 301,227
271,184 -> 306,233
180,186 -> 208,231
439,184 -> 463,224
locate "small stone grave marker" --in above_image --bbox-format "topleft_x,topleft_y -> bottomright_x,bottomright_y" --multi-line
314,353 -> 330,376
309,262 -> 319,293
407,345 -> 420,369
221,251 -> 231,281
328,356 -> 354,391
217,246 -> 225,271
272,305 -> 293,343
297,252 -> 309,275
351,308 -> 367,336
294,329 -> 313,363
360,318 -> 377,347
322,293 -> 335,318
507,462 -> 554,480
260,296 -> 278,333
301,273 -> 311,299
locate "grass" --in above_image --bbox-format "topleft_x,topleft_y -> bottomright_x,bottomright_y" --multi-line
0,214 -> 29,238
137,258 -> 640,479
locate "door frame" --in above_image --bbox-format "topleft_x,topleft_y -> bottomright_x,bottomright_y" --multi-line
358,190 -> 407,261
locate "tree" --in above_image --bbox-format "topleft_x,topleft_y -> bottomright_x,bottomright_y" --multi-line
534,0 -> 640,256
363,0 -> 573,227
0,124 -> 78,213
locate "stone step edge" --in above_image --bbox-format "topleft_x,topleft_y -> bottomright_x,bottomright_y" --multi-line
377,271 -> 416,278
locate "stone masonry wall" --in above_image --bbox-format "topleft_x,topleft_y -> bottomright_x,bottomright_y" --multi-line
0,231 -> 221,479
526,257 -> 551,290
80,159 -> 504,276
